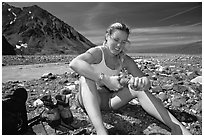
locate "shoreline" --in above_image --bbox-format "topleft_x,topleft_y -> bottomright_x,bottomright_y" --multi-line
2,62 -> 73,83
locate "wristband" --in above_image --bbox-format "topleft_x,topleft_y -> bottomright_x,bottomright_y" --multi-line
98,72 -> 104,83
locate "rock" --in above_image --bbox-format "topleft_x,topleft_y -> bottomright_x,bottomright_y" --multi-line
134,59 -> 143,63
171,96 -> 187,107
176,81 -> 184,85
188,71 -> 200,80
172,84 -> 188,93
195,84 -> 202,93
190,76 -> 202,84
151,81 -> 160,86
173,74 -> 184,81
156,66 -> 165,72
33,99 -> 44,107
70,72 -> 80,78
49,75 -> 57,80
151,75 -> 157,80
59,79 -> 69,84
186,71 -> 193,76
186,86 -> 196,93
191,100 -> 202,113
41,73 -> 53,78
169,65 -> 175,68
41,73 -> 57,80
157,92 -> 168,101
74,80 -> 80,85
60,88 -> 72,95
64,85 -> 76,91
162,83 -> 173,90
151,86 -> 163,93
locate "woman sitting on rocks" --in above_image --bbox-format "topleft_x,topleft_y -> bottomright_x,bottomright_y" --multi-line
69,22 -> 191,135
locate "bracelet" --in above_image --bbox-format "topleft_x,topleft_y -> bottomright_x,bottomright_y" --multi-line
98,72 -> 104,83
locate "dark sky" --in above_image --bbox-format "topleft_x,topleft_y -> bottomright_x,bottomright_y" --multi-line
6,1 -> 202,47
8,2 -> 201,29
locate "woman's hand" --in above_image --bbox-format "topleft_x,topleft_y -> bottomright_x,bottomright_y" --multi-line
101,74 -> 122,91
128,76 -> 150,91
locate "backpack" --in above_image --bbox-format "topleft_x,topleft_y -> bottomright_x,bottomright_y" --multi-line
2,88 -> 28,135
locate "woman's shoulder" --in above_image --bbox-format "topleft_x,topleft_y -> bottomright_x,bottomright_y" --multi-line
85,46 -> 103,63
122,54 -> 135,66
87,45 -> 103,53
123,54 -> 132,61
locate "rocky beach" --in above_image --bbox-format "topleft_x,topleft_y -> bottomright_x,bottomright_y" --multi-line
2,54 -> 202,135
2,2 -> 202,135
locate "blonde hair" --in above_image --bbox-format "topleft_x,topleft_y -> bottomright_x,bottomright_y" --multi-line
106,22 -> 130,36
104,22 -> 130,45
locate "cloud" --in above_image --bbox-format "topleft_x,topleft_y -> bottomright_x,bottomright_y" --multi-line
82,3 -> 117,30
158,5 -> 201,22
81,2 -> 136,31
7,2 -> 201,47
129,25 -> 201,48
131,25 -> 201,34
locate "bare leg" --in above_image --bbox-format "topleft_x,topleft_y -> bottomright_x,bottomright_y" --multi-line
79,77 -> 107,135
110,87 -> 191,135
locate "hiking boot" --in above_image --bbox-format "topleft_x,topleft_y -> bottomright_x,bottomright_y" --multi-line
55,93 -> 74,125
40,94 -> 57,108
42,107 -> 61,128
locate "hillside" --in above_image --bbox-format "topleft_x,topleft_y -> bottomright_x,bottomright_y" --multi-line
2,2 -> 96,55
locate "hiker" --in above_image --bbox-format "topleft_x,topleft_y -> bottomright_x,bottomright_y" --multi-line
69,22 -> 191,135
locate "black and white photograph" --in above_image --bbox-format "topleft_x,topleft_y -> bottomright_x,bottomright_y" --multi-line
1,1 -> 202,135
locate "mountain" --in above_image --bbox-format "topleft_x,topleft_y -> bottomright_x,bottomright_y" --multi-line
2,2 -> 96,55
127,41 -> 202,55
2,36 -> 16,55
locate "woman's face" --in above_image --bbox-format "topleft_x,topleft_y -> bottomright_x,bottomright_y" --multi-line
106,30 -> 129,55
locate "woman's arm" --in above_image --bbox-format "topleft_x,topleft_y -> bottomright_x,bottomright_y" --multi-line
69,47 -> 102,82
123,55 -> 145,77
123,55 -> 151,90
70,47 -> 122,90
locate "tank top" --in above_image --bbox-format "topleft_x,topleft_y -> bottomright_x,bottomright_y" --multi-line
91,46 -> 121,76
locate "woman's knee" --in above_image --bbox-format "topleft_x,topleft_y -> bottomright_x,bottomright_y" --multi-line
80,76 -> 95,85
80,77 -> 97,91
79,77 -> 101,105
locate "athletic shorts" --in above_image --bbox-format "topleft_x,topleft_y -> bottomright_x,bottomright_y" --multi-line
76,82 -> 114,111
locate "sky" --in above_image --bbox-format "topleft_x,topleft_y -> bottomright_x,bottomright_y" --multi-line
5,1 -> 202,47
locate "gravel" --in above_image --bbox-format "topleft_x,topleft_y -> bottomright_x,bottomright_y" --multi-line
2,54 -> 202,135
